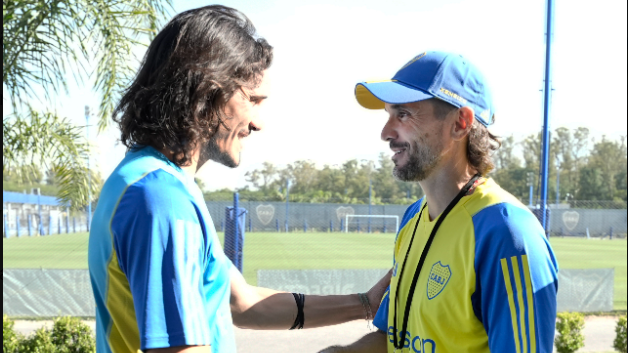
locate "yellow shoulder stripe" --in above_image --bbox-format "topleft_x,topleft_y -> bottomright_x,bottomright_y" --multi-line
522,255 -> 537,353
501,255 -> 537,353
501,258 -> 522,353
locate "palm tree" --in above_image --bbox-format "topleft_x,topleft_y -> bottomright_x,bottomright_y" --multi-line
3,0 -> 172,209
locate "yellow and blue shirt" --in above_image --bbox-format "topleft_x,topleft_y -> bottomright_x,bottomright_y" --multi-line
88,146 -> 235,353
373,179 -> 558,353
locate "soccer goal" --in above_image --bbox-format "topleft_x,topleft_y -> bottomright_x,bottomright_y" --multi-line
344,215 -> 399,233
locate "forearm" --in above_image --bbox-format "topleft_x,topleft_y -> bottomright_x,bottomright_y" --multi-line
319,331 -> 388,353
230,267 -> 391,330
233,286 -> 363,329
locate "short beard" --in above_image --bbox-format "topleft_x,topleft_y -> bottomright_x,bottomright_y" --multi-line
393,139 -> 441,182
200,131 -> 239,169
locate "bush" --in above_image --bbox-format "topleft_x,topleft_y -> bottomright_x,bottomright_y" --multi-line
50,317 -> 95,353
2,316 -> 94,353
615,316 -> 627,353
3,315 -> 22,353
19,328 -> 56,353
555,312 -> 585,353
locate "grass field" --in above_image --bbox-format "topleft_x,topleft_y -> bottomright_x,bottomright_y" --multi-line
3,232 -> 627,310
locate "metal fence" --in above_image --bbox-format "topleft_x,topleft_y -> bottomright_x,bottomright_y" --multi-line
3,196 -> 626,238
205,199 -> 627,237
205,200 -> 408,234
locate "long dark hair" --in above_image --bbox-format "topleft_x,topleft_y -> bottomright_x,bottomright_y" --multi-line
431,99 -> 501,176
114,5 -> 273,166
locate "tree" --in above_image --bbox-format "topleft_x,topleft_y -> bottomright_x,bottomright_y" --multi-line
3,0 -> 172,209
585,136 -> 627,201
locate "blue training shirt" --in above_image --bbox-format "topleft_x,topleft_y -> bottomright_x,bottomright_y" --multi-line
88,146 -> 235,353
373,178 -> 559,353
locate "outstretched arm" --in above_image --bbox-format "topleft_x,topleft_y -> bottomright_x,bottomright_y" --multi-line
318,331 -> 388,353
230,267 -> 392,330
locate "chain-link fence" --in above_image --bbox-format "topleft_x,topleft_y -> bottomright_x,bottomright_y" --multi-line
3,197 -> 626,238
204,198 -> 627,237
3,191 -> 89,237
2,212 -> 89,237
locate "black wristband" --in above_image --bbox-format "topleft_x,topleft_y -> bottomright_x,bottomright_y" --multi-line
289,293 -> 305,330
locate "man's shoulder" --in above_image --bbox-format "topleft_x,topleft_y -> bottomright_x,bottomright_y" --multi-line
102,153 -> 199,222
464,178 -> 545,244
463,178 -> 529,218
105,148 -> 193,199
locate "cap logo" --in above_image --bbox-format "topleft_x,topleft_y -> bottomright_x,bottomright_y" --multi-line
439,87 -> 467,104
401,52 -> 427,70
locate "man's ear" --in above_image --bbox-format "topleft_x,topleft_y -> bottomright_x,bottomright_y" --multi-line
452,106 -> 475,141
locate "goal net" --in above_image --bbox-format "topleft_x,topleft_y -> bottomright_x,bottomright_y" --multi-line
344,215 -> 399,233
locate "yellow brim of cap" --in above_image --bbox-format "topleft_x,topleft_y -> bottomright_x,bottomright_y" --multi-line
355,81 -> 394,110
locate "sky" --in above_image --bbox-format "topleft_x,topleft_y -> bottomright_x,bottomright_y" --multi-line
4,0 -> 627,191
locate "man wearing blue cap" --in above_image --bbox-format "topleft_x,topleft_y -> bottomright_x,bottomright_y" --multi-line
320,52 -> 558,352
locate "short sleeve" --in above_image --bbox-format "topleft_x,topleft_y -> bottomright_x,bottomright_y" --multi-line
471,203 -> 559,353
111,170 -> 211,350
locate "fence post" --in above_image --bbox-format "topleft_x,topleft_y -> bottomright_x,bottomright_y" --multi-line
36,188 -> 43,236
383,218 -> 387,233
303,219 -> 307,232
73,217 -> 76,233
356,218 -> 361,233
28,214 -> 32,236
3,213 -> 8,238
329,220 -> 333,233
340,218 -> 344,232
610,227 -> 613,240
58,216 -> 61,235
276,218 -> 279,232
16,213 -> 20,238
249,217 -> 252,233
66,208 -> 70,234
48,215 -> 52,236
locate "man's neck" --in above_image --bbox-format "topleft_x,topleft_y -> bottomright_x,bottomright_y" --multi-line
418,159 -> 478,221
158,147 -> 201,179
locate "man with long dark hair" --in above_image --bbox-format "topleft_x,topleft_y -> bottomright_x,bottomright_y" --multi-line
88,6 -> 389,353
321,52 -> 558,352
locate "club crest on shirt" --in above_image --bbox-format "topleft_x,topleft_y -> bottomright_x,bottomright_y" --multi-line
427,261 -> 452,300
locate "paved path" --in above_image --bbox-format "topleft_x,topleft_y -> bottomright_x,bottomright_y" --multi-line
13,316 -> 619,352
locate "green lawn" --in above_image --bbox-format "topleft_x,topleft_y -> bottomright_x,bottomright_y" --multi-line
3,232 -> 627,310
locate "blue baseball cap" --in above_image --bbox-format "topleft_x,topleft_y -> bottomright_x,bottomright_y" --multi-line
355,51 -> 495,126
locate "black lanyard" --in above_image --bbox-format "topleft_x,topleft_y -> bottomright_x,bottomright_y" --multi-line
393,174 -> 481,350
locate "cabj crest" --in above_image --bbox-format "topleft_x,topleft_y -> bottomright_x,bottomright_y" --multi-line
427,261 -> 452,300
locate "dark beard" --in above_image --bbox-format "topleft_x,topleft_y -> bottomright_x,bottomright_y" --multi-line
392,139 -> 441,182
200,131 -> 239,169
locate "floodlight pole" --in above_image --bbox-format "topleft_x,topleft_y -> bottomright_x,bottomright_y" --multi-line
540,0 -> 555,238
85,106 -> 92,232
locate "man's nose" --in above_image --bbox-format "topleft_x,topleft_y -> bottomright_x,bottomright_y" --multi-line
381,116 -> 397,142
249,115 -> 264,132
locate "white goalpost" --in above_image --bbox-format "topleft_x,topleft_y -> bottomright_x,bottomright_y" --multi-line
344,214 -> 400,233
